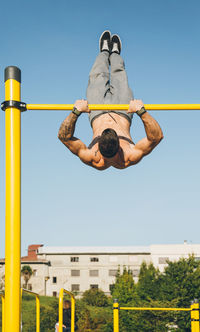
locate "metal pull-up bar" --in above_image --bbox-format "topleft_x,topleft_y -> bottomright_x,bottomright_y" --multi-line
23,103 -> 200,111
2,102 -> 200,112
113,299 -> 200,332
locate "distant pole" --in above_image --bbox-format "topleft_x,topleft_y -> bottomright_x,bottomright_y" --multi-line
191,299 -> 200,332
113,299 -> 119,332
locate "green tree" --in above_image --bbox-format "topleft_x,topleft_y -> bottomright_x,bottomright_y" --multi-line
76,301 -> 93,332
21,265 -> 33,289
111,267 -> 138,305
137,262 -> 161,301
75,298 -> 113,332
82,288 -> 109,307
40,304 -> 58,332
158,256 -> 200,306
157,255 -> 200,331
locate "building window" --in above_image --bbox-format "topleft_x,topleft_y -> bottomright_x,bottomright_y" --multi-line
71,284 -> 80,291
109,269 -> 118,277
53,276 -> 57,284
132,269 -> 140,277
28,284 -> 32,291
71,270 -> 80,277
90,257 -> 99,262
33,269 -> 37,277
109,284 -> 115,292
71,257 -> 79,262
53,291 -> 57,297
159,257 -> 169,264
109,256 -> 118,262
90,284 -> 98,289
89,270 -> 99,277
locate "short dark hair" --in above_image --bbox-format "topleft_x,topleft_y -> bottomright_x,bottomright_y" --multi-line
98,128 -> 119,158
63,300 -> 71,308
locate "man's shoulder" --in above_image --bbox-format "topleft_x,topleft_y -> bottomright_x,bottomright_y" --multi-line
91,157 -> 109,170
124,146 -> 144,165
78,149 -> 106,169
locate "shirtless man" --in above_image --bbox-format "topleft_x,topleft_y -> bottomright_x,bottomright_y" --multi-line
58,31 -> 163,170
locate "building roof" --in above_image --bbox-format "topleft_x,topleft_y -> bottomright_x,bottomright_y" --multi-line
37,246 -> 150,255
21,244 -> 47,262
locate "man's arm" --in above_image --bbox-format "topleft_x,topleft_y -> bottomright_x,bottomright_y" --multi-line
58,100 -> 93,164
127,100 -> 164,164
55,323 -> 66,332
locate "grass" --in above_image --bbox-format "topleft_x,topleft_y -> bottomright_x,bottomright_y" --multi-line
0,293 -> 59,332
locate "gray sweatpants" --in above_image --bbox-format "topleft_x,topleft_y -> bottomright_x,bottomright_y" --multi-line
86,52 -> 134,126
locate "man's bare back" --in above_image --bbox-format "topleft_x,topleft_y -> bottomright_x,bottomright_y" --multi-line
58,99 -> 164,171
89,112 -> 137,170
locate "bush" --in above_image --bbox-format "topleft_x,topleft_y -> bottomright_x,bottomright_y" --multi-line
82,288 -> 109,307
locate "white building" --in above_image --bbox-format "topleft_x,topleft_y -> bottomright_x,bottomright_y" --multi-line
0,241 -> 200,297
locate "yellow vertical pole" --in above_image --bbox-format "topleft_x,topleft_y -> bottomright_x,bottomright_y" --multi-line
0,295 -> 5,332
2,295 -> 4,332
71,296 -> 75,332
58,289 -> 75,332
191,300 -> 200,332
36,295 -> 40,332
4,66 -> 21,332
113,299 -> 119,332
2,295 -> 5,332
59,289 -> 64,332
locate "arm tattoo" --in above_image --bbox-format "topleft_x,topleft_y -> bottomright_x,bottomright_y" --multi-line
58,112 -> 79,142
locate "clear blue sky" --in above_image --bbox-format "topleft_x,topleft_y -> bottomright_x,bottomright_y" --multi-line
0,0 -> 200,256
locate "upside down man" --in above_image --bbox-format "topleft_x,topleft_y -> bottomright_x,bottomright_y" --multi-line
58,31 -> 163,170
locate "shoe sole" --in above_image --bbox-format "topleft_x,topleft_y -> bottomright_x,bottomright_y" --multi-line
99,30 -> 111,52
111,34 -> 122,54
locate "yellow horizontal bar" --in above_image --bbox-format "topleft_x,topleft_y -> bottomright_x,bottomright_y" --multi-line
120,307 -> 191,312
21,288 -> 40,298
61,288 -> 75,299
26,104 -> 200,111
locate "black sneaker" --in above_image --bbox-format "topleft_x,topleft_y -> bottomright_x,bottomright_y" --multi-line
99,30 -> 111,53
111,34 -> 122,54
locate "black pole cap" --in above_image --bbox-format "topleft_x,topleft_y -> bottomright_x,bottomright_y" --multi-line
4,66 -> 21,83
194,299 -> 199,304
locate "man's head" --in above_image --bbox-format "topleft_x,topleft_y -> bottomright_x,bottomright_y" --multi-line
98,128 -> 119,158
63,300 -> 71,309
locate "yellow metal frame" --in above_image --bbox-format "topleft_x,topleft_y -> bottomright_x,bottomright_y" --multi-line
21,288 -> 40,332
113,300 -> 200,332
26,103 -> 200,111
2,65 -> 200,331
0,294 -> 5,332
59,288 -> 75,332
